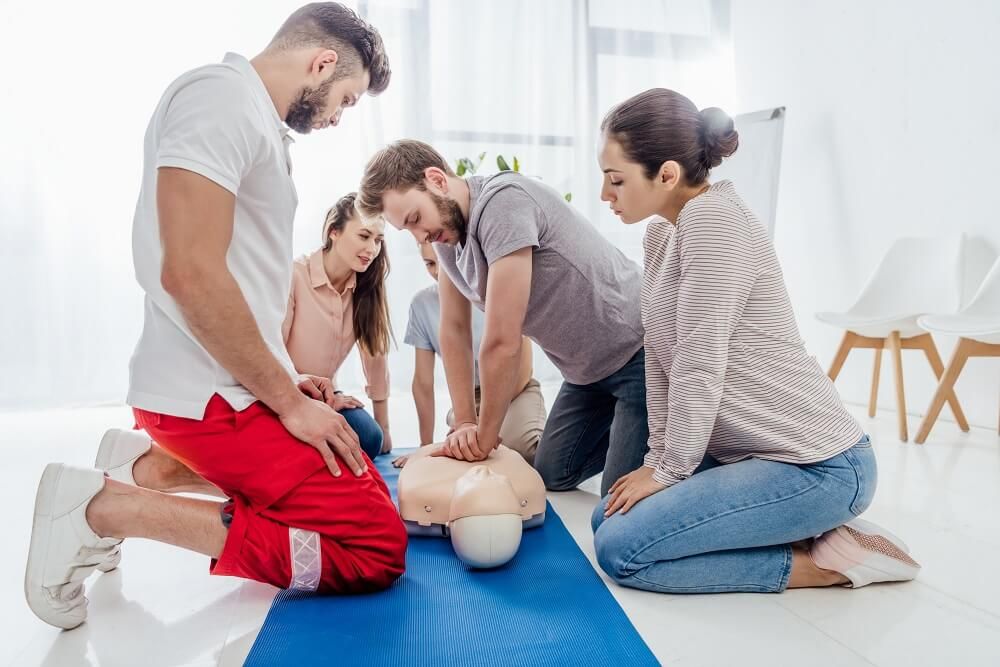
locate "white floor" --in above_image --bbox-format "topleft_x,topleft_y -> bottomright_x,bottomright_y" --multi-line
4,388 -> 1000,667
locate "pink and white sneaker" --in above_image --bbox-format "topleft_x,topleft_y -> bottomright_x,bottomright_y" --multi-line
24,464 -> 122,629
810,517 -> 921,587
92,429 -> 152,573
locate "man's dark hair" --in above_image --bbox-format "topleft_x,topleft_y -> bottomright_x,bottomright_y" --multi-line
269,2 -> 390,94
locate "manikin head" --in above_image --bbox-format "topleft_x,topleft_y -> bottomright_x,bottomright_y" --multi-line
356,140 -> 469,246
598,88 -> 739,224
262,2 -> 391,133
448,466 -> 523,569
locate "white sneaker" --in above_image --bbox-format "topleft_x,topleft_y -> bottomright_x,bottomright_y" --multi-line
810,517 -> 921,588
24,464 -> 122,629
93,429 -> 151,573
94,428 -> 152,485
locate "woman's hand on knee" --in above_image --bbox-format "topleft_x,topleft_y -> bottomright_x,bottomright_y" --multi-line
604,467 -> 666,517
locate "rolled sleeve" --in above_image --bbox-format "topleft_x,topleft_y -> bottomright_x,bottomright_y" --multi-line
361,349 -> 390,401
403,301 -> 435,351
477,188 -> 541,265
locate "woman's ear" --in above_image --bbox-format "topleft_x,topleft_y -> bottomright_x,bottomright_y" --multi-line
657,161 -> 683,189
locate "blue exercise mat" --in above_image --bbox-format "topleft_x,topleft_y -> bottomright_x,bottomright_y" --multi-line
245,449 -> 659,667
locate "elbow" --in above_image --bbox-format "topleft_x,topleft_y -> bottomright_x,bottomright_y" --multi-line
480,333 -> 521,361
160,258 -> 200,300
439,320 -> 471,344
412,375 -> 433,396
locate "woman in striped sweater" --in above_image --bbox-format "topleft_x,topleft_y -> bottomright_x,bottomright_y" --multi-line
590,88 -> 920,593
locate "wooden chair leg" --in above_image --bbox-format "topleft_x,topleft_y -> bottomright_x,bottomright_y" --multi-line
887,331 -> 908,442
828,331 -> 857,381
868,346 -> 883,418
914,338 -> 973,444
916,334 -> 970,432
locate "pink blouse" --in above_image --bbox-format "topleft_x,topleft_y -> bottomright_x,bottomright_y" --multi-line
282,250 -> 389,400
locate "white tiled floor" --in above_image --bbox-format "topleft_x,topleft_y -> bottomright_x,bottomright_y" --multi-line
4,390 -> 1000,666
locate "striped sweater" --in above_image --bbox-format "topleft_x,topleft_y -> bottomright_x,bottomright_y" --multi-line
641,180 -> 863,487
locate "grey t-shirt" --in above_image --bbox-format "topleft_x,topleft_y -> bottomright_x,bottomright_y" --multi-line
404,284 -> 486,387
435,172 -> 643,385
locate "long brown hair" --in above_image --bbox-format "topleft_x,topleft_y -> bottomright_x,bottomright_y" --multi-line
322,192 -> 393,356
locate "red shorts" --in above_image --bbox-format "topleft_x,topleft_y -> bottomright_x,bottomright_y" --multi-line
133,394 -> 406,593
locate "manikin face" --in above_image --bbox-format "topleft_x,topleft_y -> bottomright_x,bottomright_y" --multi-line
285,52 -> 371,133
598,134 -> 672,224
380,172 -> 467,246
328,214 -> 385,273
419,242 -> 439,281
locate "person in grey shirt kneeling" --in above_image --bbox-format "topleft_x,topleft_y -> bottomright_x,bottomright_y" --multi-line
358,140 -> 647,496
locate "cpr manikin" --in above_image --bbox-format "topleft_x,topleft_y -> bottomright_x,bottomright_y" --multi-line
397,445 -> 546,568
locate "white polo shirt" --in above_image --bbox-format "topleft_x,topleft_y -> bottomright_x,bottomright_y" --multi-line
127,53 -> 299,419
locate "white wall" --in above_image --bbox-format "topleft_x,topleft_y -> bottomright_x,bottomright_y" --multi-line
731,0 -> 1000,430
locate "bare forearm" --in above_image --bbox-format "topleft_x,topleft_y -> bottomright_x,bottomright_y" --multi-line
517,337 -> 533,393
372,399 -> 390,434
167,266 -> 299,414
412,382 -> 435,444
440,327 -> 478,425
477,338 -> 522,446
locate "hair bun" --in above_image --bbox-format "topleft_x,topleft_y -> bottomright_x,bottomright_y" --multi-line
698,107 -> 739,169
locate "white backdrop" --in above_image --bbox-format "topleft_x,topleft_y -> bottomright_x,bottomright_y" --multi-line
732,0 -> 1000,429
0,0 -> 737,410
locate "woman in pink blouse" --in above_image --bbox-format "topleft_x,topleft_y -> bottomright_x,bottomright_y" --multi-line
283,192 -> 393,459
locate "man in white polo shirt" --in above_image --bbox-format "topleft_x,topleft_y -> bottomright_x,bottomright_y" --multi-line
24,3 -> 405,631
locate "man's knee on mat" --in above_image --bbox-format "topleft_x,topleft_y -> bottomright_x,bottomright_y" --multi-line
537,465 -> 584,492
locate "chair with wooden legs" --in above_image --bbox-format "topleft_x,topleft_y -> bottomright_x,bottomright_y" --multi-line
824,331 -> 968,442
816,236 -> 968,442
915,257 -> 1000,443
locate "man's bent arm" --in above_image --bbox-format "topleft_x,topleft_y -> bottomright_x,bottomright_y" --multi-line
157,167 -> 303,415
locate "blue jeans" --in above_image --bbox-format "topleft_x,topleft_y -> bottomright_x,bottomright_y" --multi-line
340,407 -> 384,460
591,436 -> 876,593
534,348 -> 648,496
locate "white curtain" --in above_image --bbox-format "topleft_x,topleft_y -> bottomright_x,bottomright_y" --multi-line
0,0 -> 736,410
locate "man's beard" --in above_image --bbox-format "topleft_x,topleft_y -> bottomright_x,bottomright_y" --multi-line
285,77 -> 336,134
430,190 -> 468,245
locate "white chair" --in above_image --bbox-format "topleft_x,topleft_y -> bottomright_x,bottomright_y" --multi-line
915,257 -> 1000,443
816,236 -> 969,442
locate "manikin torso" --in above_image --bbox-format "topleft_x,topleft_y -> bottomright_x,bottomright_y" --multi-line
397,445 -> 547,568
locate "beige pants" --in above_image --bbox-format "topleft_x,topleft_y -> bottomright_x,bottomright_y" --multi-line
446,378 -> 547,465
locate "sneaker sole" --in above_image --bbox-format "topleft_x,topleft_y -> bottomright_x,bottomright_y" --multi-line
93,430 -> 119,573
94,429 -> 142,574
24,463 -> 88,630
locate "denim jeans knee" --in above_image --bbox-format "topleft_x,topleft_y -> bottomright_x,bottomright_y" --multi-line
339,407 -> 384,459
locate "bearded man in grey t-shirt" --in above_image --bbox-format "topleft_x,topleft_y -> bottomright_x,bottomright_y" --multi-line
359,140 -> 647,495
